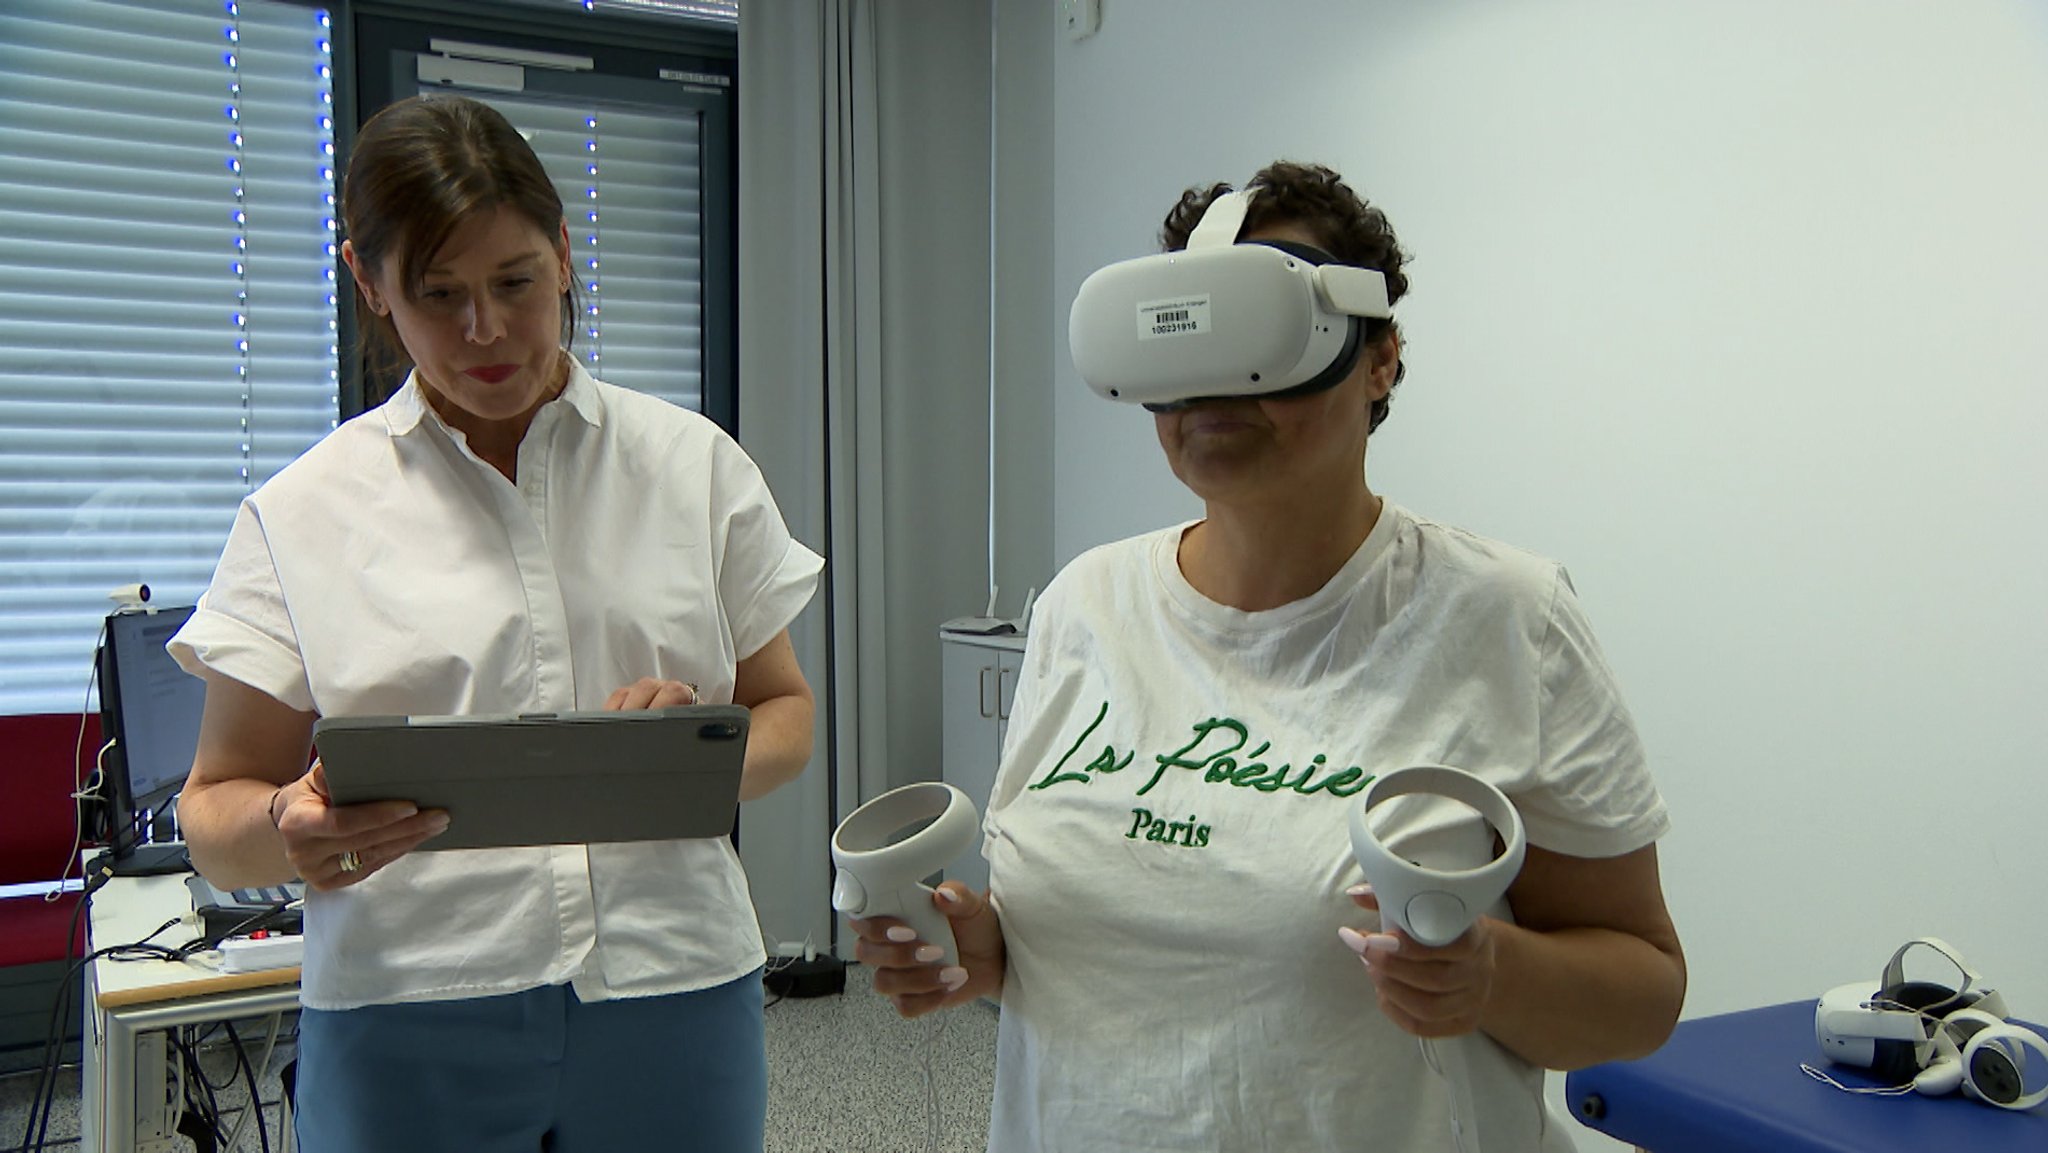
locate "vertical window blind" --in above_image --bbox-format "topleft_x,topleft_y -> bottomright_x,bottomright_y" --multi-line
0,0 -> 338,716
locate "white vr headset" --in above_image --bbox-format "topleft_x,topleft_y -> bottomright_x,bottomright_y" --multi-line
1069,189 -> 1394,411
1813,937 -> 2047,1110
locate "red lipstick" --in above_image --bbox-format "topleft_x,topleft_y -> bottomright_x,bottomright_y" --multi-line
465,364 -> 517,384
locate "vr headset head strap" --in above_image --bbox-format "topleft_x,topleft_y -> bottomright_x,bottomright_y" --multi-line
1188,189 -> 1250,249
1877,937 -> 1992,1020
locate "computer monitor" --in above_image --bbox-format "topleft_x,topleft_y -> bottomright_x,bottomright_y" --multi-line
97,605 -> 205,874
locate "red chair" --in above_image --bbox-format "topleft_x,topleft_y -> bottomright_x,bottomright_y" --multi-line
0,713 -> 97,1071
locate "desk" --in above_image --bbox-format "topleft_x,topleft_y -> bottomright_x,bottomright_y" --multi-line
1565,1000 -> 2048,1152
81,871 -> 300,1153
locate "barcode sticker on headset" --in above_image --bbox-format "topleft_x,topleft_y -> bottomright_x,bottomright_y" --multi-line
1138,296 -> 1212,340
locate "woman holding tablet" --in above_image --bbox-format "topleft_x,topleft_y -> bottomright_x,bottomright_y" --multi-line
168,96 -> 820,1152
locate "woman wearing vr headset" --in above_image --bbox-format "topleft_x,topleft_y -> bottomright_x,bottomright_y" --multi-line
853,162 -> 1686,1151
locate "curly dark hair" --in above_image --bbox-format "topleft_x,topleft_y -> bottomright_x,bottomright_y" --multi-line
1160,161 -> 1410,433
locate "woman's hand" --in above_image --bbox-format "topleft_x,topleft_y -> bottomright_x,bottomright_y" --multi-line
278,762 -> 450,891
850,882 -> 1006,1019
1340,883 -> 1499,1039
604,677 -> 700,710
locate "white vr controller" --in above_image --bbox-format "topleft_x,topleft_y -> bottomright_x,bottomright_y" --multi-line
1920,1008 -> 2048,1109
1347,765 -> 1527,947
1349,765 -> 1531,1153
830,782 -> 981,967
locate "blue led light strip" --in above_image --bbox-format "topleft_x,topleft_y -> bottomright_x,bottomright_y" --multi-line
224,2 -> 252,484
317,10 -> 338,427
585,115 -> 602,368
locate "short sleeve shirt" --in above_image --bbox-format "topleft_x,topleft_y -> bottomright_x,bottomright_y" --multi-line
170,362 -> 822,1010
980,502 -> 1667,1152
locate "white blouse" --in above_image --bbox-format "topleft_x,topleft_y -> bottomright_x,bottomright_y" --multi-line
169,361 -> 822,1010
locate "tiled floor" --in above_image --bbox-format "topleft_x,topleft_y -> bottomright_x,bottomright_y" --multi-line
0,963 -> 998,1152
765,964 -> 998,1153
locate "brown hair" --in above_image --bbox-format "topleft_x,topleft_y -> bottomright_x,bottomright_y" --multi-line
1161,161 -> 1411,433
340,96 -> 577,383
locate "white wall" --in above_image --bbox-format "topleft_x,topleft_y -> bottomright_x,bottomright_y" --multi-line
1051,0 -> 2048,1065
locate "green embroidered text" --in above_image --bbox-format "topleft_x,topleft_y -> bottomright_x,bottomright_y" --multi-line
1030,707 -> 1373,801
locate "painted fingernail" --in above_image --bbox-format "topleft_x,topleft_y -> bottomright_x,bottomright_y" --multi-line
1346,883 -> 1373,897
427,815 -> 451,833
1338,926 -> 1372,956
913,945 -> 944,964
939,967 -> 969,991
936,887 -> 964,905
886,926 -> 917,943
1364,933 -> 1402,957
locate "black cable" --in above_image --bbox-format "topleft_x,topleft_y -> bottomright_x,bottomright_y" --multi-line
168,1018 -> 284,1153
170,1031 -> 225,1153
20,877 -> 90,1149
16,856 -> 114,1153
14,908 -> 74,1152
22,934 -> 188,1153
12,871 -> 294,1153
123,914 -> 183,956
88,801 -> 160,873
102,811 -> 145,859
20,938 -> 184,1152
221,1019 -> 274,1153
192,1030 -> 240,1095
20,958 -> 72,1153
193,1040 -> 226,1149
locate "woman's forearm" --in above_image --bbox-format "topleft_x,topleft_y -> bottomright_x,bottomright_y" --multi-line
180,673 -> 316,890
1479,921 -> 1686,1070
737,692 -> 815,802
180,774 -> 299,890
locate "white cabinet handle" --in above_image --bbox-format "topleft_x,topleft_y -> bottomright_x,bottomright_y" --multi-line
978,665 -> 996,718
997,664 -> 1016,721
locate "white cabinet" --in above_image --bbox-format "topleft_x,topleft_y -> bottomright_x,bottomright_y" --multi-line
939,630 -> 1025,894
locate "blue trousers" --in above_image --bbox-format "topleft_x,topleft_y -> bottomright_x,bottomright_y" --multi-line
294,970 -> 766,1153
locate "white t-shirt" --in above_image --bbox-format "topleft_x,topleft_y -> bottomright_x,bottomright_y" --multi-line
168,362 -> 822,1011
981,502 -> 1669,1153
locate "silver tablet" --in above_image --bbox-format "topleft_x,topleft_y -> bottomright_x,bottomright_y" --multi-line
312,705 -> 749,851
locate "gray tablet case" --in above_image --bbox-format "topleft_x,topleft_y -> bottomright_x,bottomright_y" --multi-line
312,705 -> 749,851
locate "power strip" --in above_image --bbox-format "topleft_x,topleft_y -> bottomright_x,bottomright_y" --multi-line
217,933 -> 305,973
